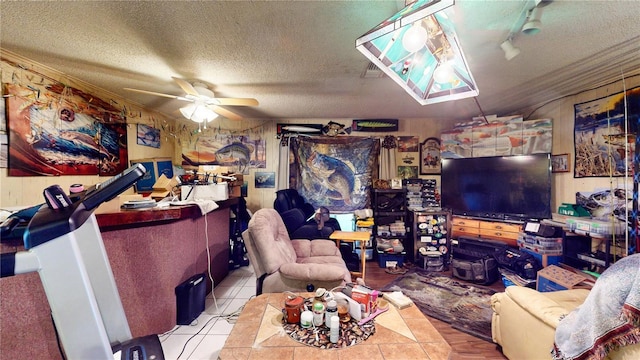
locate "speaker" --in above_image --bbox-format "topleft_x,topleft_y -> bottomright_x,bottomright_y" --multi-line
175,273 -> 206,325
523,221 -> 562,237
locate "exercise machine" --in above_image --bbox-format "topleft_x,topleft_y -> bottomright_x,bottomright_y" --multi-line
0,163 -> 164,359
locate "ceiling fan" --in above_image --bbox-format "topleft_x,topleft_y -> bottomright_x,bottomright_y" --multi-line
124,77 -> 258,121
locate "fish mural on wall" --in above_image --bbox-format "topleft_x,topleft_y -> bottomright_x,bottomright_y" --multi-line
290,136 -> 379,211
440,116 -> 552,159
181,134 -> 266,174
5,82 -> 127,176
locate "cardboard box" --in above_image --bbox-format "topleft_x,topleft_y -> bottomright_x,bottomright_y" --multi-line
130,158 -> 174,192
520,247 -> 562,267
227,173 -> 244,198
350,289 -> 373,316
536,265 -> 587,292
149,174 -> 179,199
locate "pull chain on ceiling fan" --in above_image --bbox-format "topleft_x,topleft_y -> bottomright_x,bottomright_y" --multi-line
124,77 -> 259,121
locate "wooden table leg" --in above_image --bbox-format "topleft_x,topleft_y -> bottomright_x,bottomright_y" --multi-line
359,240 -> 366,281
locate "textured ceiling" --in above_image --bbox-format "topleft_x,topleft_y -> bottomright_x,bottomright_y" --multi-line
1,1 -> 639,122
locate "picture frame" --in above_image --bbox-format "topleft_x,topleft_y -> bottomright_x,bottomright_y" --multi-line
137,123 -> 161,148
552,153 -> 569,173
420,137 -> 441,175
255,171 -> 276,188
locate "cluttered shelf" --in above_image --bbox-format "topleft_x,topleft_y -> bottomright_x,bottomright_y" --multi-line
542,209 -> 630,272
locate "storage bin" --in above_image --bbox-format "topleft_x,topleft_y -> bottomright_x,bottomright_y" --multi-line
520,247 -> 562,267
377,251 -> 406,268
417,253 -> 445,272
565,218 -> 626,238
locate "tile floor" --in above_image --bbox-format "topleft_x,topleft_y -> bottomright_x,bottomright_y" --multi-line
159,266 -> 257,360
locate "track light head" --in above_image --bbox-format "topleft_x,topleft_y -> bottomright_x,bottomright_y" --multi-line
500,39 -> 520,61
522,7 -> 544,35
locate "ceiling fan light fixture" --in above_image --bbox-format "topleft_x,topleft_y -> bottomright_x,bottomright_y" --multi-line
180,103 -> 218,123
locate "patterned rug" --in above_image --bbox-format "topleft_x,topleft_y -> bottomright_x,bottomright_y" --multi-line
381,268 -> 496,342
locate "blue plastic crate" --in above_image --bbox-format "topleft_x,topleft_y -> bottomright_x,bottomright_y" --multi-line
520,247 -> 562,267
377,251 -> 406,268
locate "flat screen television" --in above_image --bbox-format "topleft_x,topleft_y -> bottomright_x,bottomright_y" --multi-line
441,154 -> 552,222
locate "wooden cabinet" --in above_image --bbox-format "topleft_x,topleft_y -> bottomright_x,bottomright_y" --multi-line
451,216 -> 521,247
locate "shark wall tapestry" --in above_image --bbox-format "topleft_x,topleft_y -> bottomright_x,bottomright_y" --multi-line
289,136 -> 380,212
181,133 -> 266,174
5,83 -> 128,176
574,86 -> 640,178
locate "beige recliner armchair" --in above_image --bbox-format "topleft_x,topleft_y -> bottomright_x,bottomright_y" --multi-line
491,284 -> 640,359
243,208 -> 351,295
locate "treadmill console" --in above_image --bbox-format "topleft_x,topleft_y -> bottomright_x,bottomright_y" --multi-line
24,163 -> 147,249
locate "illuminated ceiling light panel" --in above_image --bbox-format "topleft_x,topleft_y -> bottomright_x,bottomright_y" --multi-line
355,0 -> 479,105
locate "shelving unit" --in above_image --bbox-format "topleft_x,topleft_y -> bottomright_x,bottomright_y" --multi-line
372,189 -> 409,263
413,210 -> 451,269
562,231 -> 625,271
562,217 -> 628,272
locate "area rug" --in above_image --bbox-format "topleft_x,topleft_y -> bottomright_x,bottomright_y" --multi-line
381,268 -> 496,342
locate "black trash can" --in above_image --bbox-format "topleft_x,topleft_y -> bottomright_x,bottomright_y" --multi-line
175,273 -> 206,325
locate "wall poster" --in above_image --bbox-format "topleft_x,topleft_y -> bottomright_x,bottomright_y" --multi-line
5,82 -> 128,176
574,86 -> 640,178
289,136 -> 379,211
420,137 -> 441,174
440,116 -> 552,159
136,124 -> 160,148
181,133 -> 266,175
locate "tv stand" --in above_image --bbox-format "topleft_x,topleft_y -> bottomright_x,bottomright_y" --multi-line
451,216 -> 522,247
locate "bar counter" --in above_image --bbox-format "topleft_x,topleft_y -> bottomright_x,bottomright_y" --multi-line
0,197 -> 238,360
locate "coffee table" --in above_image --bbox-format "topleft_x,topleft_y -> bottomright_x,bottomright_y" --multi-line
218,292 -> 451,360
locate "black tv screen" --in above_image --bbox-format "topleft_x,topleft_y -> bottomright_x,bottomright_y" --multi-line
441,154 -> 552,221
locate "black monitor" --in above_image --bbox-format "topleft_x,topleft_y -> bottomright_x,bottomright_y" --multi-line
441,154 -> 552,221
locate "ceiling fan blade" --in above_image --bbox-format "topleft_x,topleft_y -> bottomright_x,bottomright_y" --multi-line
123,87 -> 190,100
172,77 -> 199,96
213,98 -> 259,107
210,105 -> 243,121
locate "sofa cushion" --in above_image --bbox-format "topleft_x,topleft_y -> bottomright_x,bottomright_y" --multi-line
279,262 -> 348,282
292,239 -> 341,258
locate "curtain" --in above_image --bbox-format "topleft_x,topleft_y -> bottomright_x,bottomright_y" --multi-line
380,135 -> 397,180
277,136 -> 290,190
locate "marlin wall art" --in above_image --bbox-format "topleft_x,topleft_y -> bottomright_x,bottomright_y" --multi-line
5,82 -> 128,176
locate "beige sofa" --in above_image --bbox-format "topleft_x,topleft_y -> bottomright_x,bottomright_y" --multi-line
491,286 -> 640,359
243,208 -> 351,294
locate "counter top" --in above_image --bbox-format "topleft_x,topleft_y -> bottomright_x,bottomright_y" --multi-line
96,197 -> 239,230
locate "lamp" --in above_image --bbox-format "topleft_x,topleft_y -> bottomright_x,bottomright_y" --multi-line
355,0 -> 478,105
521,7 -> 544,35
500,38 -> 521,61
179,103 -> 218,123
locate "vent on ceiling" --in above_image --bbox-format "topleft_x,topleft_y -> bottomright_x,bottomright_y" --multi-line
361,62 -> 385,78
